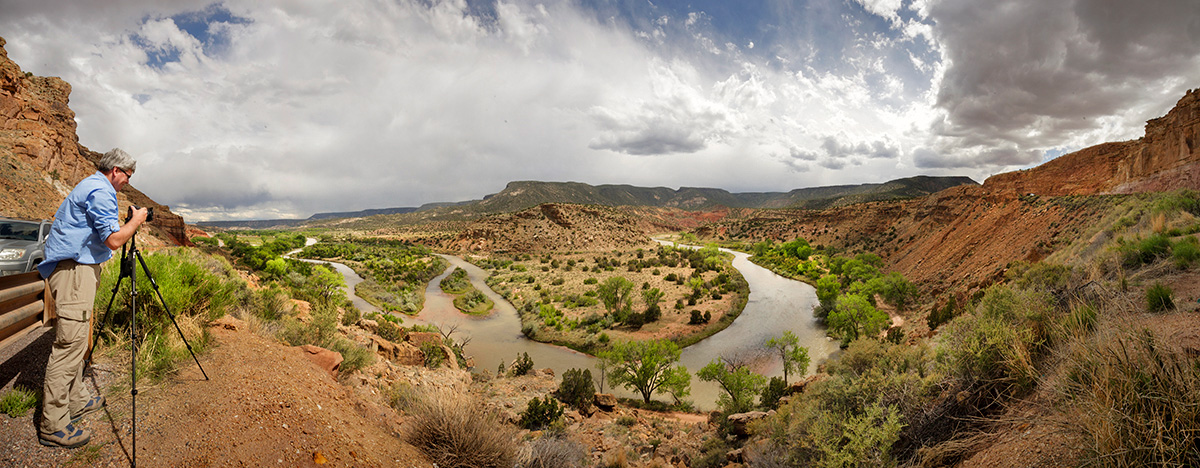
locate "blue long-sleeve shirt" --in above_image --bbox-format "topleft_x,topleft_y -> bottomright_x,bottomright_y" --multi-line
37,172 -> 121,278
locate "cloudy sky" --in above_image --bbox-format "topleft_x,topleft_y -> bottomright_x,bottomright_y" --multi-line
3,0 -> 1199,221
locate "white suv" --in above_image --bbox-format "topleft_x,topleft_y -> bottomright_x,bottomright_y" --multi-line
0,218 -> 51,276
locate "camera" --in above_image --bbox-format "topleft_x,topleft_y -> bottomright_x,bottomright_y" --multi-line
127,205 -> 154,223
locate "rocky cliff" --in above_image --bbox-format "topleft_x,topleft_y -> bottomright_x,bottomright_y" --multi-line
984,89 -> 1200,196
0,37 -> 188,246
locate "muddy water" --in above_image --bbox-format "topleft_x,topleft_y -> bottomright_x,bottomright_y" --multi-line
305,239 -> 839,410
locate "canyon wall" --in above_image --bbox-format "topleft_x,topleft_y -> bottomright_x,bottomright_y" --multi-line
0,37 -> 188,246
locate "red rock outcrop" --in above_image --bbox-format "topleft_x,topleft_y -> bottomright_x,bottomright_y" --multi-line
295,344 -> 343,379
984,89 -> 1200,196
0,36 -> 189,246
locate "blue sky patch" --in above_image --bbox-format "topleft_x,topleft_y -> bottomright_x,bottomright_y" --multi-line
134,3 -> 252,69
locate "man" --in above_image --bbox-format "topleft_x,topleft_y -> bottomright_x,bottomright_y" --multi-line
36,148 -> 148,448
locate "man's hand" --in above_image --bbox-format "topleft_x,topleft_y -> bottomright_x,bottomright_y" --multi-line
104,206 -> 150,249
128,207 -> 149,225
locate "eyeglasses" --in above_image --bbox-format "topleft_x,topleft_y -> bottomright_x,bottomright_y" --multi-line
116,167 -> 132,179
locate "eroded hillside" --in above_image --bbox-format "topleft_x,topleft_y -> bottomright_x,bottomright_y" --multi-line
0,37 -> 187,246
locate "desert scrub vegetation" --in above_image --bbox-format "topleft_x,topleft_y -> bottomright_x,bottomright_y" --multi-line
440,267 -> 494,315
1058,325 -> 1200,466
300,236 -> 447,314
1062,189 -> 1200,276
115,245 -> 376,379
753,337 -> 940,467
405,393 -> 518,468
439,267 -> 471,294
93,247 -> 238,381
470,243 -> 748,353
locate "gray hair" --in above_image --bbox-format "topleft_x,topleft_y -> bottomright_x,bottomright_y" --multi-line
97,148 -> 137,173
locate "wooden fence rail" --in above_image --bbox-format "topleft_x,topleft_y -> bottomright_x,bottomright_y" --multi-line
0,272 -> 52,352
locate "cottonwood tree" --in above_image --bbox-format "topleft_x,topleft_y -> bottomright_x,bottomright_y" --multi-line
306,264 -> 346,306
828,293 -> 890,346
599,339 -> 690,404
765,330 -> 810,385
815,274 -> 841,320
597,276 -> 635,322
698,355 -> 767,414
642,288 -> 664,322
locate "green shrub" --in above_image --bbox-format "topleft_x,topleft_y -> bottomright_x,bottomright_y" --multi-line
926,296 -> 957,330
95,248 -> 235,382
377,319 -> 405,342
809,404 -> 904,467
759,376 -> 788,410
252,286 -> 292,321
937,285 -> 1049,392
420,341 -> 445,368
1122,234 -> 1172,267
1173,237 -> 1199,268
386,381 -> 423,411
406,395 -> 517,467
1146,282 -> 1175,312
519,396 -> 563,430
0,386 -> 38,417
440,267 -> 472,294
278,303 -> 338,348
341,306 -> 361,326
554,368 -> 596,411
329,338 -> 373,376
510,352 -> 534,376
698,359 -> 767,414
191,236 -> 218,247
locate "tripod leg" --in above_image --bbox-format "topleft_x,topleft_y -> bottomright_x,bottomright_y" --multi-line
87,245 -> 131,365
134,250 -> 209,381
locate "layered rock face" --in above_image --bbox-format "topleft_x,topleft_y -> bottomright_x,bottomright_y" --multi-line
0,37 -> 188,246
985,89 -> 1200,196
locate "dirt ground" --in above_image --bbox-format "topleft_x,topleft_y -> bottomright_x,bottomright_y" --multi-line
0,321 -> 432,468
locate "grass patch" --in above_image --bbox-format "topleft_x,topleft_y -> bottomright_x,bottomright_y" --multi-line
1146,282 -> 1175,312
1060,327 -> 1200,466
0,386 -> 38,417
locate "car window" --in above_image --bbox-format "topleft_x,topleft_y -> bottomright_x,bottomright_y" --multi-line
0,221 -> 40,241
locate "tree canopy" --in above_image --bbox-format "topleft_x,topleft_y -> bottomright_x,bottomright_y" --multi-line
599,339 -> 690,404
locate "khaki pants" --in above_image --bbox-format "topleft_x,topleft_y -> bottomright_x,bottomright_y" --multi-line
41,260 -> 100,434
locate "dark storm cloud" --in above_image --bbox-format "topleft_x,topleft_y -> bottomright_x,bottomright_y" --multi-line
924,0 -> 1200,168
149,155 -> 273,210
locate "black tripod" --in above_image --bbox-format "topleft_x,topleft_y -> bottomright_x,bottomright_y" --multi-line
89,229 -> 208,467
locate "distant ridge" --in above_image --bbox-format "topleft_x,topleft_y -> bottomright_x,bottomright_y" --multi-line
473,176 -> 978,213
201,176 -> 977,228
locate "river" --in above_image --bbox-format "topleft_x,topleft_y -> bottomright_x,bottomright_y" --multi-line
295,239 -> 839,410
